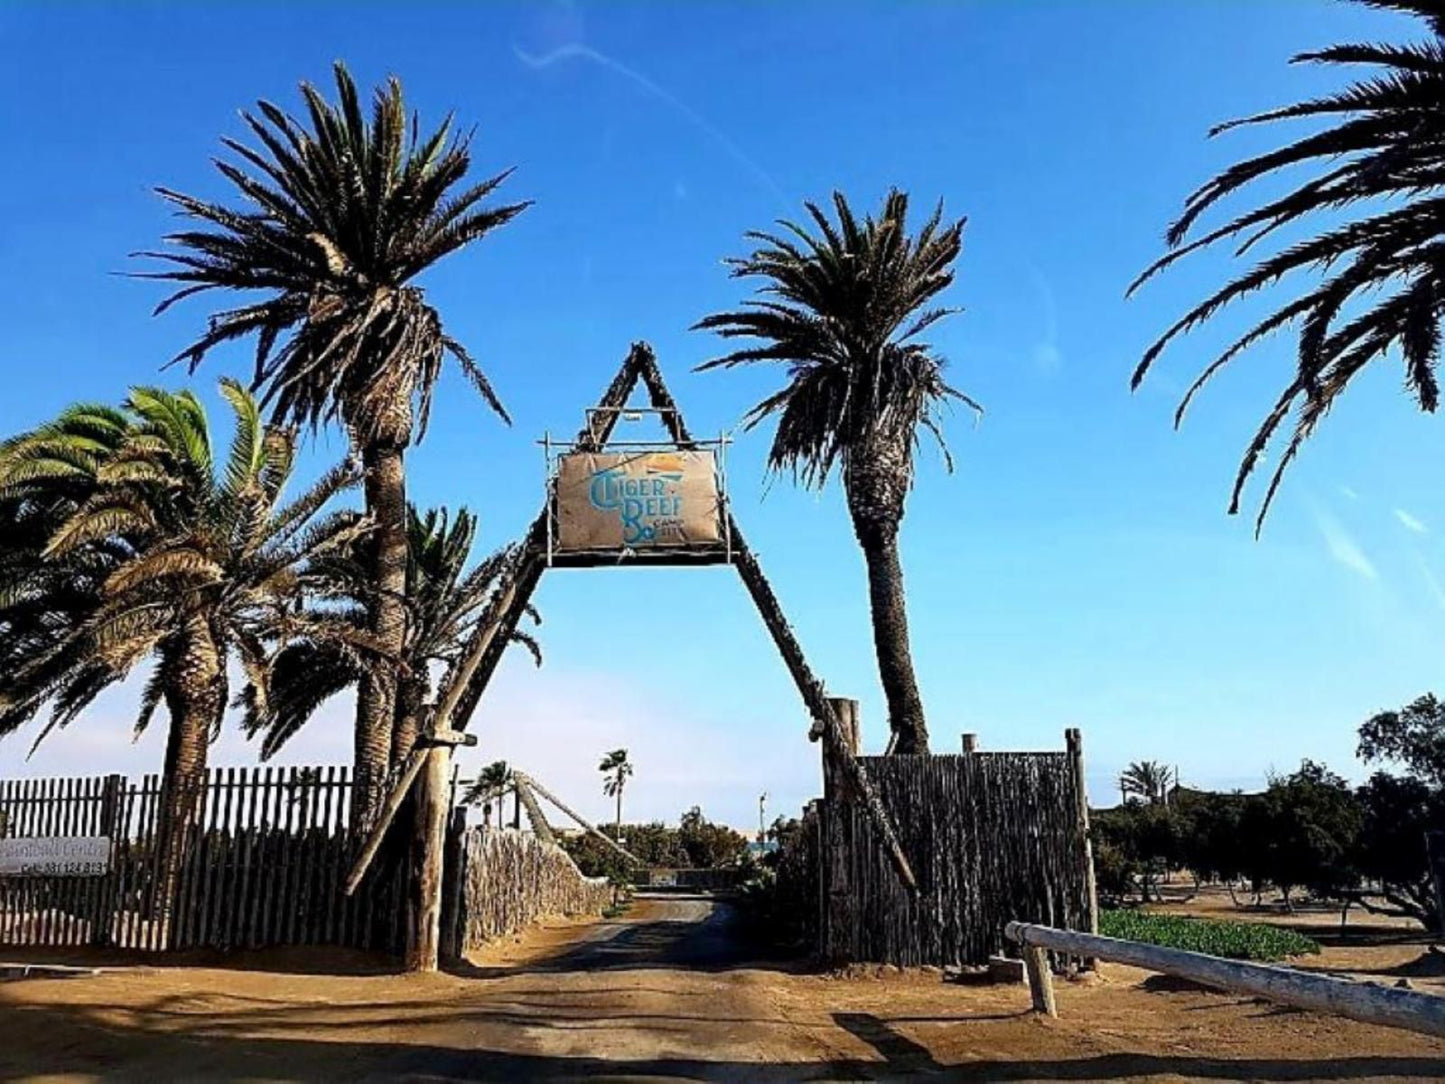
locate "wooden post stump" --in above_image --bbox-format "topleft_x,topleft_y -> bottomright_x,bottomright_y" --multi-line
406,743 -> 452,973
822,697 -> 861,963
1023,944 -> 1058,1017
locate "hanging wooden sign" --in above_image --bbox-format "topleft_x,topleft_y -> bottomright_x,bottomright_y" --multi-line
555,450 -> 722,551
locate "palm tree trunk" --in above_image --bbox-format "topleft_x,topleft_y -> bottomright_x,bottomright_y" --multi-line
154,618 -> 226,936
845,432 -> 929,754
391,677 -> 425,768
859,533 -> 928,753
615,786 -> 622,841
355,438 -> 408,828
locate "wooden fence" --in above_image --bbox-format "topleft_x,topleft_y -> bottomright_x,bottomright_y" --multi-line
443,825 -> 611,955
812,722 -> 1096,967
0,767 -> 409,954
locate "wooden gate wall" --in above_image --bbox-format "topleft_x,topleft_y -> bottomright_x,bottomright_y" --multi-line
819,727 -> 1097,967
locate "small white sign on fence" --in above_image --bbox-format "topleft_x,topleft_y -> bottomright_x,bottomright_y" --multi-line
0,836 -> 112,877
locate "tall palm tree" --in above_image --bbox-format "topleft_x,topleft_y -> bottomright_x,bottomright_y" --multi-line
140,62 -> 530,824
599,748 -> 633,840
1129,1 -> 1445,530
1119,761 -> 1175,805
0,380 -> 364,905
244,504 -> 540,768
696,190 -> 978,753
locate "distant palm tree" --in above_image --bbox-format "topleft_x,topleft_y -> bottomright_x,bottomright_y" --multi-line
141,62 -> 530,824
1130,1 -> 1445,531
600,748 -> 633,841
245,504 -> 540,765
0,381 -> 363,903
696,190 -> 977,753
1119,761 -> 1175,805
466,760 -> 514,829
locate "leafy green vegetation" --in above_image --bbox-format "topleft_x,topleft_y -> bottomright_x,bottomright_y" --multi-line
1099,909 -> 1320,962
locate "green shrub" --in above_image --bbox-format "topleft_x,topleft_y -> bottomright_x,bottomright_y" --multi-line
1098,909 -> 1320,961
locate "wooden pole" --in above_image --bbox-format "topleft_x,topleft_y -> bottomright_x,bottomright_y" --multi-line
961,733 -> 979,754
1006,922 -> 1445,1039
516,772 -> 643,867
822,697 -> 861,962
343,729 -> 474,897
405,744 -> 451,972
733,529 -> 916,893
343,747 -> 427,896
514,777 -> 556,846
1065,728 -> 1100,967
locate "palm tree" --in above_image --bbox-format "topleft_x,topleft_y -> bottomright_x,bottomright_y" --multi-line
1129,2 -> 1445,530
465,760 -> 514,829
599,748 -> 633,841
243,504 -> 540,768
0,380 -> 364,906
1119,761 -> 1175,805
696,190 -> 978,753
0,404 -> 138,721
140,62 -> 530,824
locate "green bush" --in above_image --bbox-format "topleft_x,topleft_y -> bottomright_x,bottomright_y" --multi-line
1098,909 -> 1320,961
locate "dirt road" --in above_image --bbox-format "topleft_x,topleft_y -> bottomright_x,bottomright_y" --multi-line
3,893 -> 1444,1081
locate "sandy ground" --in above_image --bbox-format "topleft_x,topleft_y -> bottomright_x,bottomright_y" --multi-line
1,891 -> 1443,1082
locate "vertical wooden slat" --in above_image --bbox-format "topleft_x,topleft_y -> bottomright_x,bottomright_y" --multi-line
243,767 -> 268,948
318,767 -> 338,945
114,778 -> 135,950
232,766 -> 258,949
215,766 -> 239,949
38,779 -> 55,946
262,768 -> 288,946
0,781 -> 11,944
141,774 -> 163,952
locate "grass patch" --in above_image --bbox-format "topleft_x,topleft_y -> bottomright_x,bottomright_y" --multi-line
1099,909 -> 1321,961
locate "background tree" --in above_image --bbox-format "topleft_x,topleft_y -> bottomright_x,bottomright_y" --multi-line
1130,1 -> 1445,529
1092,801 -> 1185,902
678,805 -> 747,869
1174,791 -> 1248,900
696,189 -> 978,753
1355,693 -> 1445,929
1245,762 -> 1362,909
1119,760 -> 1175,805
142,62 -> 530,824
0,381 -> 362,906
599,748 -> 633,841
244,504 -> 540,767
1359,693 -> 1445,787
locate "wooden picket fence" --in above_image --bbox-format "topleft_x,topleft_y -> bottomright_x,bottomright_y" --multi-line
0,767 -> 409,954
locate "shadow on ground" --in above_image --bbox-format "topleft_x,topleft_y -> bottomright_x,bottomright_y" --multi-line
3,998 -> 1443,1082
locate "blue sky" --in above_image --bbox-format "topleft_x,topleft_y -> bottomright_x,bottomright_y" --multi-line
2,1 -> 1442,828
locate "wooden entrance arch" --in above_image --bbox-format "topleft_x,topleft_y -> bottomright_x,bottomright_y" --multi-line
349,342 -> 917,970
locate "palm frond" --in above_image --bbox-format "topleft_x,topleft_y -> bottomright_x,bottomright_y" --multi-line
143,62 -> 527,449
1131,6 -> 1445,524
696,189 -> 975,494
